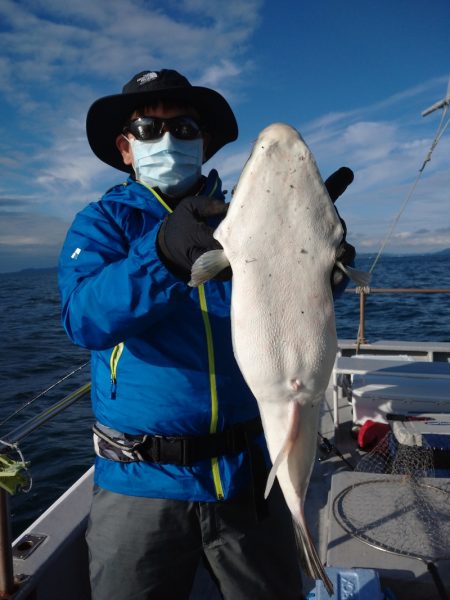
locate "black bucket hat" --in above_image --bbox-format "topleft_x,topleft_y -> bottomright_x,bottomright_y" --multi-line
86,69 -> 238,173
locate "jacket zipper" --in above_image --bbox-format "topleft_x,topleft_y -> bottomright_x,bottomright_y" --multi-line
197,284 -> 224,500
147,182 -> 225,500
110,343 -> 124,399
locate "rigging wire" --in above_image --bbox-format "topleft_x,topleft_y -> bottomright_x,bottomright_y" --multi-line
352,91 -> 450,349
0,361 -> 90,430
369,102 -> 450,275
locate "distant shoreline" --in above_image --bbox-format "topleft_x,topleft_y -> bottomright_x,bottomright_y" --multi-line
1,248 -> 449,276
0,266 -> 58,276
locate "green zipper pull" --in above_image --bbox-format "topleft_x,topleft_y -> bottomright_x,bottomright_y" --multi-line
110,343 -> 124,400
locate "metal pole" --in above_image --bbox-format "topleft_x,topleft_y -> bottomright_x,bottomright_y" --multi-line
345,287 -> 450,294
422,94 -> 450,117
358,287 -> 450,294
344,286 -> 450,348
0,490 -> 14,597
358,289 -> 367,345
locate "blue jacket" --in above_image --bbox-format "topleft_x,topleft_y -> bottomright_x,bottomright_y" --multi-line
58,170 -> 261,501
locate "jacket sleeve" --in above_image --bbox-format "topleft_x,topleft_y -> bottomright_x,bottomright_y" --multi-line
58,202 -> 190,350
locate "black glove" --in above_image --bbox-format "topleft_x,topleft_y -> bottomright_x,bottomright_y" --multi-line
157,195 -> 229,282
324,167 -> 354,203
324,167 -> 356,289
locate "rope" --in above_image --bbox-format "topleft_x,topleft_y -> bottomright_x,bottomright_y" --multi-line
0,361 -> 90,430
369,104 -> 450,275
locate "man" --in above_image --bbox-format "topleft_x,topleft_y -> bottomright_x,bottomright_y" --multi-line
59,69 -> 354,599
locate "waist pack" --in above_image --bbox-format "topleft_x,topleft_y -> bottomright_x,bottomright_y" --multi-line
93,417 -> 263,466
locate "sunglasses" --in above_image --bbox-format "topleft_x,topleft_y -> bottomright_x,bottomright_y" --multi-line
123,116 -> 203,141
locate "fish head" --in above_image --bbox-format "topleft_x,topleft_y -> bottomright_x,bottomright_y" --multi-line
215,122 -> 344,255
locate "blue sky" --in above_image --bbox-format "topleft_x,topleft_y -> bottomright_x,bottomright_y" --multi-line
0,0 -> 449,272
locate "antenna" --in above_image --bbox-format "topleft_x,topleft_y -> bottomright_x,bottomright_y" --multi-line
422,77 -> 450,117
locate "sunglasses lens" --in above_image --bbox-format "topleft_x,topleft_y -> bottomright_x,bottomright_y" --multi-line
125,117 -> 202,141
128,119 -> 160,140
170,117 -> 201,140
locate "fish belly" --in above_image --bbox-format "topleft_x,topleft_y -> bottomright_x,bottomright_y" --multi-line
215,123 -> 342,407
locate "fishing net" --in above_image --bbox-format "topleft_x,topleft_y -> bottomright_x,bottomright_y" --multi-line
333,430 -> 450,563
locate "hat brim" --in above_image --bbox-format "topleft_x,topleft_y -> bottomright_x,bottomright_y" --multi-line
86,86 -> 238,173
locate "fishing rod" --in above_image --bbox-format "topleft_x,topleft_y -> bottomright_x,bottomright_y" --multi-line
0,382 -> 91,446
0,361 -> 90,430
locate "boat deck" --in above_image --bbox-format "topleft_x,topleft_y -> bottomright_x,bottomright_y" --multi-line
305,373 -> 450,599
11,340 -> 450,598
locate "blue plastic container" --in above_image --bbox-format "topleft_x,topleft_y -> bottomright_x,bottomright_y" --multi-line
306,567 -> 396,600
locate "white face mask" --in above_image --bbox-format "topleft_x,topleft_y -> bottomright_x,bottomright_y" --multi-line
128,133 -> 203,197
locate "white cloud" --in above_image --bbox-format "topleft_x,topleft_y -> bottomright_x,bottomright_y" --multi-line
208,79 -> 450,256
0,2 -> 449,271
303,82 -> 450,209
0,0 -> 267,271
0,0 -> 262,92
197,60 -> 243,88
354,226 -> 450,255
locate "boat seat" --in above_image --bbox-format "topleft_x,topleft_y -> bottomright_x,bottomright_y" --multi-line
332,355 -> 450,427
351,374 -> 450,424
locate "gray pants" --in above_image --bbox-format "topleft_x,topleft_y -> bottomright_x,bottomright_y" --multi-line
86,482 -> 303,600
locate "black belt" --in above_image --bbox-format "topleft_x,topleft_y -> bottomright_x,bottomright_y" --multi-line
93,417 -> 263,466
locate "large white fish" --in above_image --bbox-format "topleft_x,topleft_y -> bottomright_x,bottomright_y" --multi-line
190,123 -> 368,594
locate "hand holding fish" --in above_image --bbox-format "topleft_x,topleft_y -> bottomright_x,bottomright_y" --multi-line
323,167 -> 358,291
157,195 -> 230,281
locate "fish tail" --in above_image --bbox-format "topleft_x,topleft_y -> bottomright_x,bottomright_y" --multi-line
189,249 -> 230,287
292,513 -> 334,596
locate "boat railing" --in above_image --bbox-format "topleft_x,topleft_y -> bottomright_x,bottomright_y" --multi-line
0,383 -> 91,597
346,287 -> 450,347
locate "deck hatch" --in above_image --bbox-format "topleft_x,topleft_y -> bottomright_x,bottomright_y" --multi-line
13,533 -> 47,560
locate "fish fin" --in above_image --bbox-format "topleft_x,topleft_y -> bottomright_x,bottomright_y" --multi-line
264,401 -> 300,499
292,512 -> 334,596
188,250 -> 230,287
335,261 -> 371,287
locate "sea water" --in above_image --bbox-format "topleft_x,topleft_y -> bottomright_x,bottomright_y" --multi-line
0,254 -> 449,536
